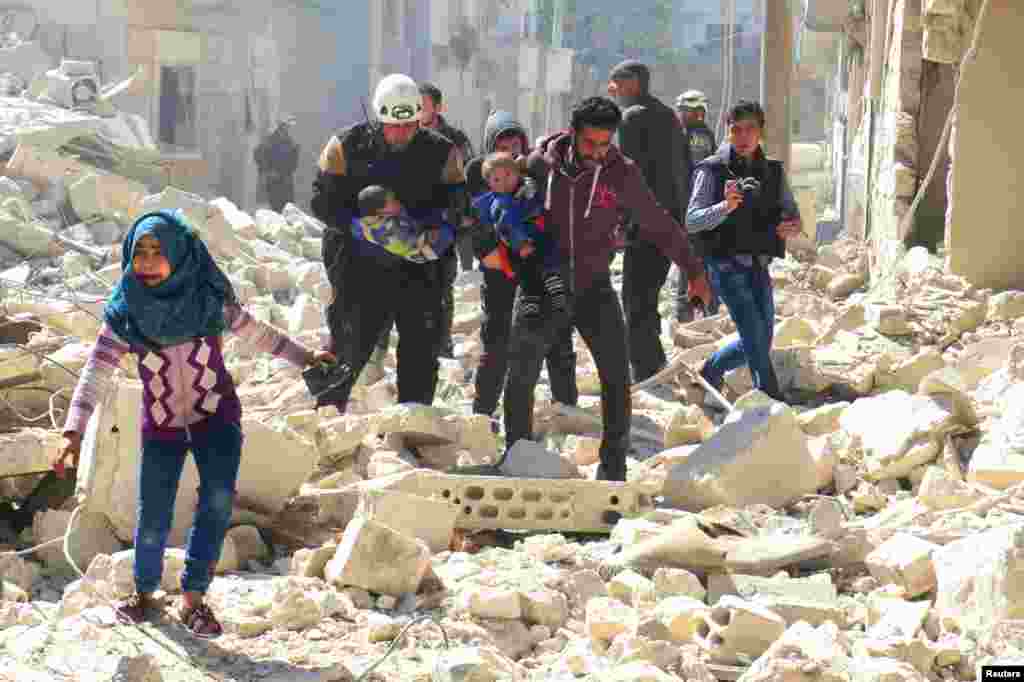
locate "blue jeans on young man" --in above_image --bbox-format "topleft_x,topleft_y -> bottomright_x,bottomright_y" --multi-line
134,422 -> 243,595
701,256 -> 782,400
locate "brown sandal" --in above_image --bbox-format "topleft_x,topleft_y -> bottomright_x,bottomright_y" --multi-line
115,592 -> 156,625
179,601 -> 223,638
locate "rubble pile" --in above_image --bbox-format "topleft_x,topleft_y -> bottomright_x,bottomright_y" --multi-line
3,177 -> 1024,681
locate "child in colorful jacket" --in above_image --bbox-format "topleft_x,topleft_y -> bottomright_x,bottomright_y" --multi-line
353,184 -> 454,263
53,210 -> 333,638
472,152 -> 567,317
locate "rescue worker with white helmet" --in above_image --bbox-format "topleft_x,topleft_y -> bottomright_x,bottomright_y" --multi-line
311,73 -> 466,412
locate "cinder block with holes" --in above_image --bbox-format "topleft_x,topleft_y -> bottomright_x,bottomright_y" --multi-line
391,471 -> 658,533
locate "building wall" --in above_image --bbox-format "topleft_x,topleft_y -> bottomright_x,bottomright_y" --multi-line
270,3 -> 370,212
15,0 -> 370,213
946,0 -> 1024,290
866,0 -> 923,280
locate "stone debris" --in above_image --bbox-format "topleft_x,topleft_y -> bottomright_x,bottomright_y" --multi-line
0,112 -> 1022,681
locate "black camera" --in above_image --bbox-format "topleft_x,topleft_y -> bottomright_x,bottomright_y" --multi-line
737,177 -> 762,197
302,360 -> 355,409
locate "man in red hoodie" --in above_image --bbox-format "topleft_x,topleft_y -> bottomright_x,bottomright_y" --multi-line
500,97 -> 710,482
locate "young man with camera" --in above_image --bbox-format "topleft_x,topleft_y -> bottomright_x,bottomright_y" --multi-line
686,100 -> 803,404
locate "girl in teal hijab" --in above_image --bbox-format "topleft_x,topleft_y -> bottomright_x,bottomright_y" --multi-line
57,209 -> 334,638
104,210 -> 236,348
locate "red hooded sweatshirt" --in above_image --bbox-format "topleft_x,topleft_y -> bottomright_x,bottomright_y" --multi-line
526,131 -> 703,294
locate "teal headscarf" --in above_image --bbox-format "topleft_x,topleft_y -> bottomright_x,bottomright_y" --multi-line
103,210 -> 236,349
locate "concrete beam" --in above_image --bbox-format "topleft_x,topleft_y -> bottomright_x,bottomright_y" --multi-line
760,0 -> 795,169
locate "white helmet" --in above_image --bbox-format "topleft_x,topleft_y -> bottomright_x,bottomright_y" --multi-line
372,73 -> 421,124
676,89 -> 709,112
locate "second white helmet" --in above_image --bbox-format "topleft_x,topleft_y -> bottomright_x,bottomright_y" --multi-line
372,73 -> 421,124
676,89 -> 709,112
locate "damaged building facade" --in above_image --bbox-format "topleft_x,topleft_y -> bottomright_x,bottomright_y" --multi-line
2,0 -> 371,210
823,0 -> 1024,291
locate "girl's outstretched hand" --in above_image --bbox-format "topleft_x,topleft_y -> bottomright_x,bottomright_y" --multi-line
310,350 -> 337,366
53,431 -> 81,478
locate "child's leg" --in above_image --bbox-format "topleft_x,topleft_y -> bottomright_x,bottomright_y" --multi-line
516,257 -> 546,319
542,269 -> 568,312
182,422 -> 243,595
134,438 -> 189,595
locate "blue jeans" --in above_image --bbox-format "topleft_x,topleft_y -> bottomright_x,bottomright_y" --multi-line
701,256 -> 782,399
134,422 -> 243,595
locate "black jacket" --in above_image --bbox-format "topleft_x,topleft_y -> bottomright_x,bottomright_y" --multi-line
617,93 -> 686,223
434,115 -> 474,163
464,110 -> 532,259
694,146 -> 785,259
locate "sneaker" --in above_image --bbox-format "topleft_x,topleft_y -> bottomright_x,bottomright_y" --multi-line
179,600 -> 223,639
115,592 -> 157,625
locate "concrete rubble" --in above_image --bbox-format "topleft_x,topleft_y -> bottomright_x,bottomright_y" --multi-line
0,100 -> 1020,680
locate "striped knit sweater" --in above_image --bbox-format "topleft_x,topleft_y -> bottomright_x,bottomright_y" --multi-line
64,303 -> 313,441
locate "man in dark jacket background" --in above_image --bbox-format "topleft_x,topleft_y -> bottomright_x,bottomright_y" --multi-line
464,111 -> 578,421
420,82 -> 474,359
500,97 -> 710,481
607,60 -> 688,383
674,89 -> 720,321
254,117 -> 300,212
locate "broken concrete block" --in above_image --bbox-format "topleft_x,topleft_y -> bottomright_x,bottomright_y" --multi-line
696,595 -> 786,664
607,570 -> 655,606
653,567 -> 706,602
565,434 -> 601,466
499,439 -> 581,479
796,402 -> 849,437
463,588 -> 522,620
357,489 -> 456,553
224,525 -> 269,567
143,188 -> 247,261
773,317 -> 818,348
725,535 -> 834,576
366,451 -> 415,478
806,434 -> 838,490
871,305 -> 913,336
373,404 -> 459,446
290,542 -> 337,579
32,509 -> 121,573
865,533 -> 939,598
664,405 -> 714,447
586,597 -> 638,642
287,294 -> 321,334
67,172 -> 145,223
867,594 -> 931,640
663,403 -> 819,511
324,516 -> 430,596
0,429 -> 60,480
988,291 -> 1024,321
933,524 -> 1024,634
840,390 -> 958,481
0,555 -> 38,594
707,573 -> 837,606
593,661 -> 678,682
737,621 -> 851,682
522,589 -> 568,629
654,596 -> 707,642
827,271 -> 866,299
431,647 -> 499,682
808,498 -> 845,539
917,466 -> 981,510
317,415 -> 371,460
608,517 -> 726,575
